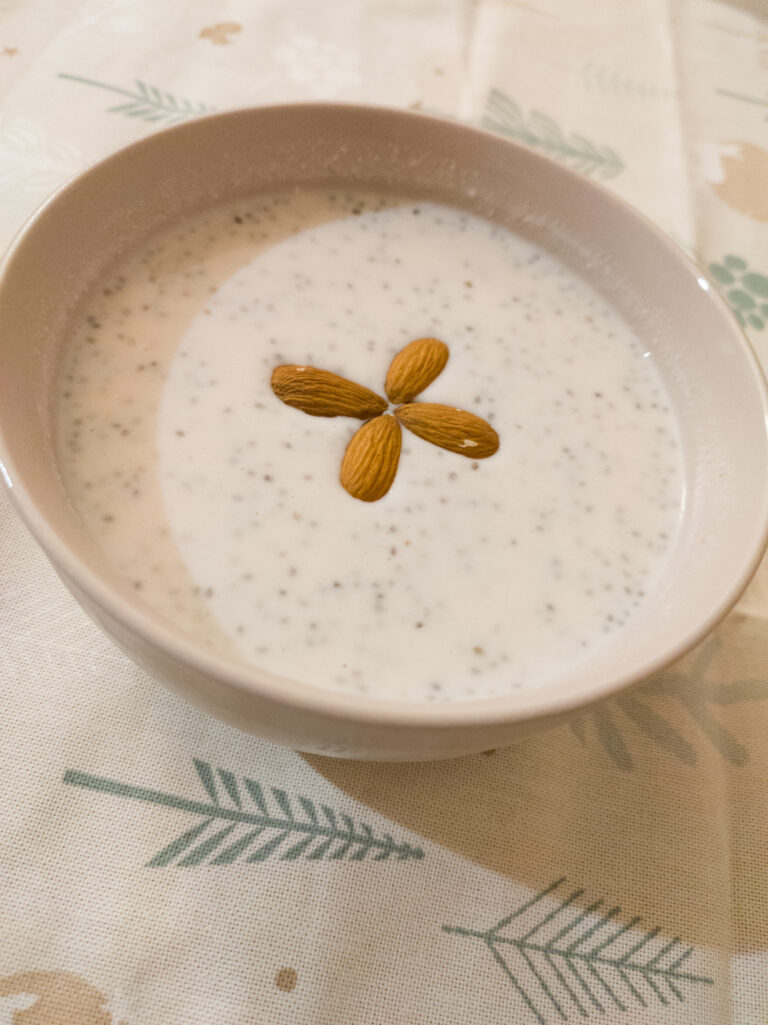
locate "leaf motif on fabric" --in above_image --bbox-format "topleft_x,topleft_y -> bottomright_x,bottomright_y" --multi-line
443,878 -> 713,1024
482,90 -> 624,180
581,60 -> 678,100
715,87 -> 768,120
708,251 -> 768,328
571,636 -> 765,770
62,760 -> 425,865
58,73 -> 214,125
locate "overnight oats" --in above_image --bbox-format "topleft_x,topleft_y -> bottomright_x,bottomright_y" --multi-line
54,190 -> 684,702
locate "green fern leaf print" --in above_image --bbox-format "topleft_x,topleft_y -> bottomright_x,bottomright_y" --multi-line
482,90 -> 624,180
63,760 -> 424,865
571,636 -> 766,770
581,61 -> 677,100
715,87 -> 768,120
444,879 -> 712,1023
58,74 -> 214,124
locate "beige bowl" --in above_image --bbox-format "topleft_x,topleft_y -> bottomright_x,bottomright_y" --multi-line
1,104 -> 767,760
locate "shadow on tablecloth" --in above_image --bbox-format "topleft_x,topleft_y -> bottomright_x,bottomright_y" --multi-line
306,611 -> 768,951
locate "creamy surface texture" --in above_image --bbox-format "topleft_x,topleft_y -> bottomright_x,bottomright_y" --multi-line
55,190 -> 684,701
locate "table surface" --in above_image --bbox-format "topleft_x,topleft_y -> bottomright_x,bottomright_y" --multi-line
2,1 -> 768,1023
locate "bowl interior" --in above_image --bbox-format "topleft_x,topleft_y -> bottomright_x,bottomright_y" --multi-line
1,103 -> 767,724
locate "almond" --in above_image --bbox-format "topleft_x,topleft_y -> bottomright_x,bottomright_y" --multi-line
340,414 -> 402,502
271,365 -> 387,419
395,403 -> 499,458
385,337 -> 449,404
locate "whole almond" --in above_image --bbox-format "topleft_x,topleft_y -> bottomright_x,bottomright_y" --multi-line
395,403 -> 499,458
272,365 -> 387,419
385,337 -> 449,404
340,414 -> 402,502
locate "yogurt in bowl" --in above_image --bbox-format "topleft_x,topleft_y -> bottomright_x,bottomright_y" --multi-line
0,104 -> 766,759
55,189 -> 683,703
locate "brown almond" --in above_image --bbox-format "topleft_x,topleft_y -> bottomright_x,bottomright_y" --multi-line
340,414 -> 402,502
385,337 -> 449,404
395,403 -> 499,458
271,365 -> 387,419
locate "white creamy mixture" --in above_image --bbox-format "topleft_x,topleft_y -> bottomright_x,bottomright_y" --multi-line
56,190 -> 683,701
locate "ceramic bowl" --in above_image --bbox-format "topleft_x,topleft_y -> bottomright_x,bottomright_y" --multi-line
1,104 -> 767,760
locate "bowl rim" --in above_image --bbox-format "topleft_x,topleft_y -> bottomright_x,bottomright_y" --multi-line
2,99 -> 768,731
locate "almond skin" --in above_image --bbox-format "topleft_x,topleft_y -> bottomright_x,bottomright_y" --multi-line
395,403 -> 499,458
271,365 -> 387,419
384,337 -> 449,404
340,414 -> 402,502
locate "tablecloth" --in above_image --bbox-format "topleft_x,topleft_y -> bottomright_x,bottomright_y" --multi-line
1,1 -> 768,1022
